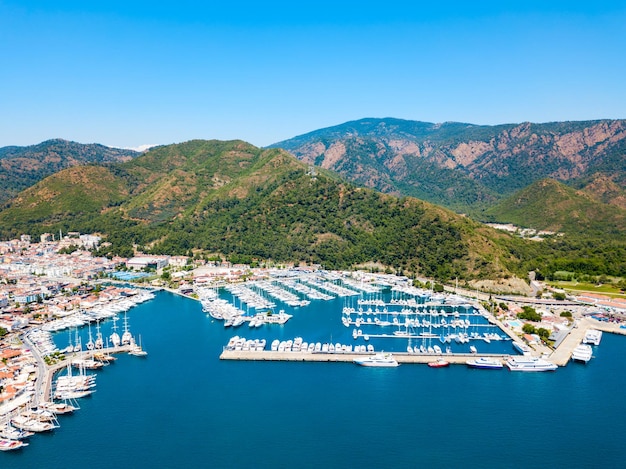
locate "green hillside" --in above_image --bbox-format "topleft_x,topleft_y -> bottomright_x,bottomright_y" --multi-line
0,139 -> 138,205
0,139 -> 524,281
484,178 -> 626,238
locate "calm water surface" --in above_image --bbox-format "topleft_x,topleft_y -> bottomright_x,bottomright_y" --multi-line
3,291 -> 625,468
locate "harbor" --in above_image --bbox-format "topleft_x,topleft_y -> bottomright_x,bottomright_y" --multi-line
2,288 -> 626,468
1,254 -> 625,459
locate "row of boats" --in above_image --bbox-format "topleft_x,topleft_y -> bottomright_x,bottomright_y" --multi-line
225,336 -> 376,354
41,290 -> 155,332
352,353 -> 558,371
0,399 -> 80,451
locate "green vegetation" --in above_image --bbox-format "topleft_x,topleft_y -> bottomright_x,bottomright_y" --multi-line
517,306 -> 542,322
547,280 -> 626,297
521,323 -> 550,339
485,179 -> 626,240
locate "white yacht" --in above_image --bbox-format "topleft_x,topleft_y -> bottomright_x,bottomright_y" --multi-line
466,357 -> 503,369
110,316 -> 121,347
353,352 -> 399,367
583,329 -> 602,346
571,343 -> 593,363
121,313 -> 133,345
505,356 -> 557,372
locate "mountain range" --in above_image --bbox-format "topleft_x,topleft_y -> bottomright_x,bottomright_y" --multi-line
0,117 -> 624,283
271,118 -> 626,230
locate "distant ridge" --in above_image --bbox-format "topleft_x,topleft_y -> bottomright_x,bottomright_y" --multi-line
271,117 -> 626,224
0,139 -> 139,204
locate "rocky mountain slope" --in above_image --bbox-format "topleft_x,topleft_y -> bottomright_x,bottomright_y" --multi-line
271,118 -> 626,218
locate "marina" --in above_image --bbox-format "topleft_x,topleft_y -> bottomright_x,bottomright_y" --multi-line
2,289 -> 626,468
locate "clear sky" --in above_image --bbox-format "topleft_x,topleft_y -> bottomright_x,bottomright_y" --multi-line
1,1 -> 625,149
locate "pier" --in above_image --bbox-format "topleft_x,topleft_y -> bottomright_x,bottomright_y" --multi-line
220,349 -> 508,365
549,317 -> 626,366
33,346 -> 136,407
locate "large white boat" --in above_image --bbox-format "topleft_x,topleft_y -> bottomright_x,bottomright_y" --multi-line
571,343 -> 593,363
353,352 -> 400,367
259,309 -> 293,325
505,356 -> 557,372
583,329 -> 602,346
466,357 -> 503,370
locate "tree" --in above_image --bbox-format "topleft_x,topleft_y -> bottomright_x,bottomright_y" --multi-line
552,292 -> 566,301
522,323 -> 536,334
537,328 -> 550,339
518,306 -> 542,322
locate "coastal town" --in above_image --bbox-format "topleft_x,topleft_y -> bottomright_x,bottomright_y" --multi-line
1,232 -> 625,451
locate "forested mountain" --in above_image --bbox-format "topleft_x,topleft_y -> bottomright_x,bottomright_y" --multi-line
270,118 -> 626,222
0,139 -> 139,204
0,139 -> 536,282
1,139 -> 623,282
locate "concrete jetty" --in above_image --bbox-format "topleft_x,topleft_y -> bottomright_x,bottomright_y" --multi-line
549,317 -> 626,366
220,349 -> 508,365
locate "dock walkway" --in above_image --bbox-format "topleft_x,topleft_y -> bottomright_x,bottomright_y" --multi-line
220,349 -> 507,365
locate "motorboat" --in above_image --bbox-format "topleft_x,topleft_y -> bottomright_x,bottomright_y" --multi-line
466,357 -> 503,369
505,356 -> 557,372
571,343 -> 593,363
0,438 -> 28,451
428,358 -> 449,368
353,352 -> 399,367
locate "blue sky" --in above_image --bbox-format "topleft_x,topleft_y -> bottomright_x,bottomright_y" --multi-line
1,1 -> 625,149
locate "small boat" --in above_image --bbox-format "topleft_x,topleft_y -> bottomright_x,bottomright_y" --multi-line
0,438 -> 28,451
428,358 -> 450,368
353,352 -> 399,367
0,424 -> 33,440
466,357 -> 503,370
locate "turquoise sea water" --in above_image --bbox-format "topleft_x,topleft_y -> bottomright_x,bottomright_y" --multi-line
3,290 -> 625,468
